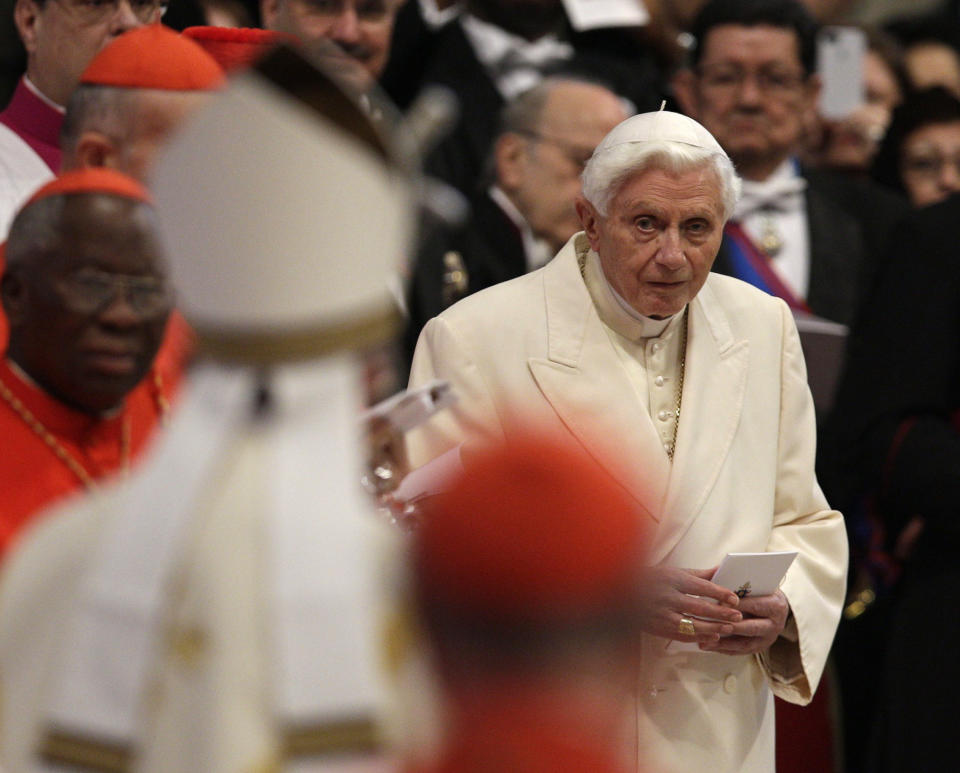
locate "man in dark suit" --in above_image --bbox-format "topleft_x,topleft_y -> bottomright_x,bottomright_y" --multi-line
404,76 -> 628,360
826,193 -> 960,771
672,0 -> 905,325
381,0 -> 664,199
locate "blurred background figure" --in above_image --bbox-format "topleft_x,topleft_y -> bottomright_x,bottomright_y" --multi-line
672,0 -> 905,327
380,0 -> 664,198
260,0 -> 403,94
406,433 -> 649,773
0,44 -> 414,773
807,25 -> 908,175
825,191 -> 960,773
0,0 -> 165,234
0,168 -> 172,561
903,36 -> 960,97
871,85 -> 960,206
404,76 -> 629,359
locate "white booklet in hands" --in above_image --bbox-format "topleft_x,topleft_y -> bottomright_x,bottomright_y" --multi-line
667,551 -> 798,652
709,551 -> 798,599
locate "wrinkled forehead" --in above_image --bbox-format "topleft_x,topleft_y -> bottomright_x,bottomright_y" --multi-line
614,162 -> 726,211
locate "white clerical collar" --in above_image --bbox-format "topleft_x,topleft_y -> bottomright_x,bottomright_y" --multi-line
23,74 -> 66,113
489,185 -> 554,271
580,244 -> 678,340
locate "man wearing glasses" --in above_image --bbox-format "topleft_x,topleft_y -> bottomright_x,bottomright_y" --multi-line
260,0 -> 400,94
1,0 -> 164,234
672,0 -> 904,326
405,76 -> 629,356
0,168 -> 173,561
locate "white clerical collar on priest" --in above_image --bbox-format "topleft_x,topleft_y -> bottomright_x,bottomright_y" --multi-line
489,185 -> 554,271
581,244 -> 678,340
24,74 -> 66,113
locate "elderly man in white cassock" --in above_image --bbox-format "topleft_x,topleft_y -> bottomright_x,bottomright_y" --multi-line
0,45 -> 412,773
405,108 -> 847,773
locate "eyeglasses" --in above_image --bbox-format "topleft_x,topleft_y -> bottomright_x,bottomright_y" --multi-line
53,0 -> 167,25
517,130 -> 595,172
54,268 -> 171,317
901,153 -> 960,179
293,0 -> 392,22
697,65 -> 807,98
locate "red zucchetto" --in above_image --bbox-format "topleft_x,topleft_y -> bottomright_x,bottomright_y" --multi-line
25,168 -> 151,208
413,433 -> 648,624
182,26 -> 294,72
80,24 -> 224,90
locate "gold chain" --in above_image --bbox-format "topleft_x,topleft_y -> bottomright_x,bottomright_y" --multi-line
667,311 -> 688,461
0,373 -> 135,490
577,245 -> 689,460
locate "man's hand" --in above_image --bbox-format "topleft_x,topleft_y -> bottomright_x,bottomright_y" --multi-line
638,566 -> 742,645
699,589 -> 789,655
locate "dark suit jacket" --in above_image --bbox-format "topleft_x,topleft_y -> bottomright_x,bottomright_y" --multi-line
381,13 -> 666,197
404,191 -> 527,364
711,168 -> 907,326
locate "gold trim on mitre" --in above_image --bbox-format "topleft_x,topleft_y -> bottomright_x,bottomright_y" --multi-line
281,716 -> 381,759
193,306 -> 400,366
39,729 -> 133,773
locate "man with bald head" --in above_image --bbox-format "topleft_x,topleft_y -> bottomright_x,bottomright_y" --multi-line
0,169 -> 173,559
0,0 -> 165,233
406,76 -> 629,355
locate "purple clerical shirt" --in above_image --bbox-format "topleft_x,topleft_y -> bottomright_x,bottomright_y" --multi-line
0,78 -> 64,172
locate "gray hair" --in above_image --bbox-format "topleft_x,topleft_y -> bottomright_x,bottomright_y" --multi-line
581,140 -> 741,221
60,84 -> 135,167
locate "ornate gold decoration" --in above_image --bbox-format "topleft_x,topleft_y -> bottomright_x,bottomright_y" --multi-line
758,213 -> 783,256
39,729 -> 132,773
281,716 -> 380,759
194,307 -> 399,366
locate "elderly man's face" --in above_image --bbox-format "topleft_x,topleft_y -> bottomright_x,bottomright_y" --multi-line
2,195 -> 171,414
576,165 -> 725,319
674,24 -> 818,180
14,0 -> 161,106
262,0 -> 397,92
499,82 -> 629,252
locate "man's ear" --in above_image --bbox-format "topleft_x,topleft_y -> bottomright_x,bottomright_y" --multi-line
494,132 -> 528,193
71,132 -> 121,171
671,68 -> 699,118
575,196 -> 601,251
1,270 -> 28,328
14,0 -> 42,55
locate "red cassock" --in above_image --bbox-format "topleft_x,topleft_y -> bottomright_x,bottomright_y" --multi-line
0,356 -> 173,560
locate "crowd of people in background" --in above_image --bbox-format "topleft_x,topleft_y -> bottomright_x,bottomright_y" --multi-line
0,0 -> 960,771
